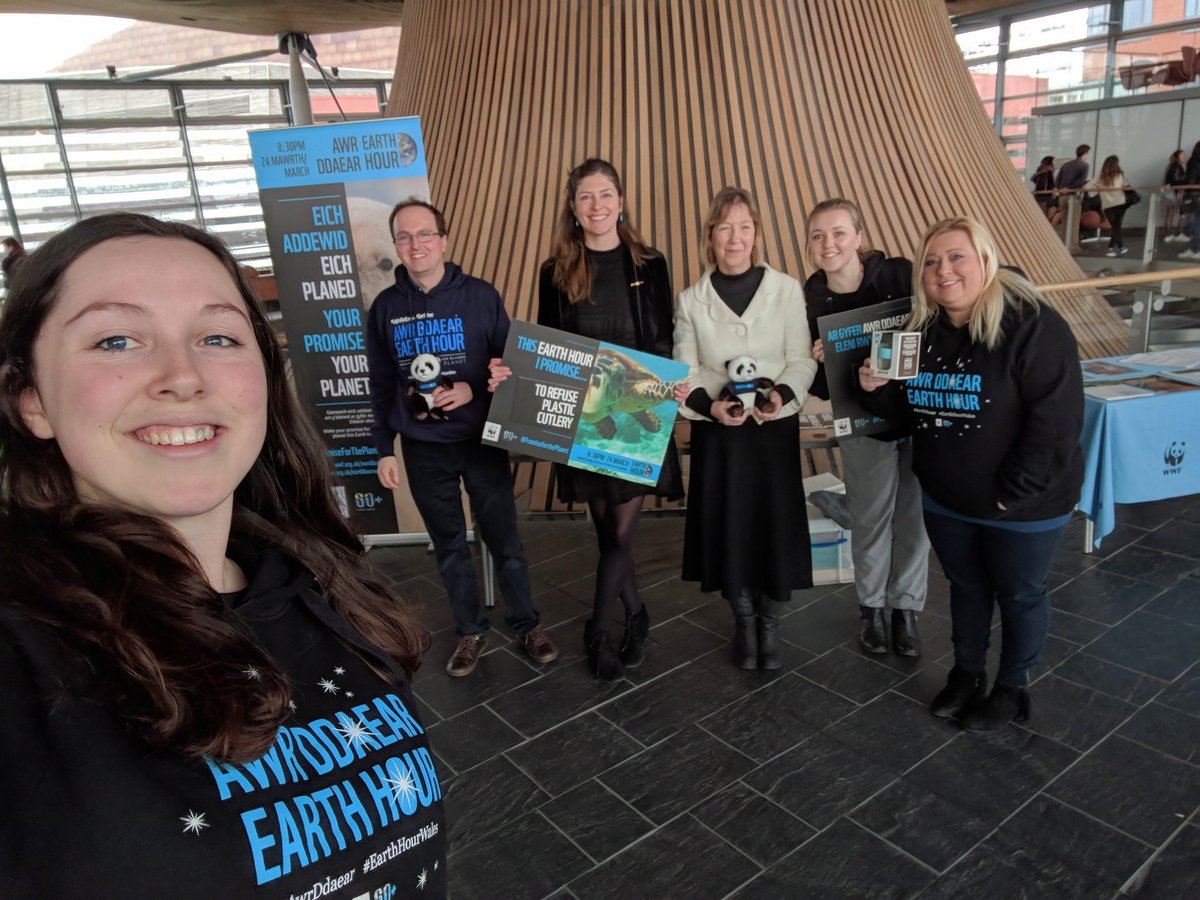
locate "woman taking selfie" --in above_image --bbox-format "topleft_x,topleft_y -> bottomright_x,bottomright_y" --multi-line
859,216 -> 1083,731
674,186 -> 817,670
0,213 -> 446,896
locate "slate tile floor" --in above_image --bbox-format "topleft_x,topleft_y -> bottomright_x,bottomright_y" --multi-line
369,496 -> 1200,899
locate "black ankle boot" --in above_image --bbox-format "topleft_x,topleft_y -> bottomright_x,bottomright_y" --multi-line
930,667 -> 988,718
963,685 -> 1030,731
728,591 -> 757,669
619,604 -> 650,668
583,619 -> 624,683
891,609 -> 921,657
858,606 -> 888,654
755,595 -> 783,670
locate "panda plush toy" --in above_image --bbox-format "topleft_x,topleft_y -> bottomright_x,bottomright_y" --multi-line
718,355 -> 776,417
406,353 -> 454,421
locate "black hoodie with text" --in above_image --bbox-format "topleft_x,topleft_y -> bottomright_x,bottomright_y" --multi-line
0,547 -> 447,899
366,262 -> 509,453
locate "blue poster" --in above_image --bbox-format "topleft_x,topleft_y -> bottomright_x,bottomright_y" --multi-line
249,118 -> 431,535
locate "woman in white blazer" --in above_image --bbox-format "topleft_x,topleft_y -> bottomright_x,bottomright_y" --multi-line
674,186 -> 818,669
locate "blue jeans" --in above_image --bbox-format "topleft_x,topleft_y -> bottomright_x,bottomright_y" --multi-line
923,509 -> 1065,689
400,437 -> 539,637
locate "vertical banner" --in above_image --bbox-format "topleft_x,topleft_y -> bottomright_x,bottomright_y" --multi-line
249,118 -> 430,536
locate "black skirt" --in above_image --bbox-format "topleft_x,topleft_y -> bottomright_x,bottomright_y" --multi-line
554,433 -> 685,505
682,416 -> 813,601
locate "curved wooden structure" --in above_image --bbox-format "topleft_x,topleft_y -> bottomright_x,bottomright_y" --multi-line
388,0 -> 1126,359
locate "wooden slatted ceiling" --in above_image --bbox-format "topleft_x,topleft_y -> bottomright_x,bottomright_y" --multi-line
386,0 -> 1127,360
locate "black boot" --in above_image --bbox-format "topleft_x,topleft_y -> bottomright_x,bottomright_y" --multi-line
891,609 -> 921,658
583,619 -> 624,683
755,595 -> 783,670
858,606 -> 888,654
930,667 -> 988,718
619,604 -> 650,668
963,685 -> 1030,731
728,590 -> 757,669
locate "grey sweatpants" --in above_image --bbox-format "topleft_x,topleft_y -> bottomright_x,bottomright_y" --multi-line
839,435 -> 929,611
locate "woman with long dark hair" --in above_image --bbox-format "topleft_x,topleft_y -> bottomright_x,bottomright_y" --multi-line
1085,154 -> 1133,257
674,187 -> 817,669
0,213 -> 446,895
1030,156 -> 1056,217
860,216 -> 1083,731
522,158 -> 683,681
1162,149 -> 1186,242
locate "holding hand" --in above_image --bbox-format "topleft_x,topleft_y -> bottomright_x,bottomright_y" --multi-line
487,357 -> 512,393
812,339 -> 825,363
711,399 -> 748,427
858,359 -> 887,393
673,379 -> 691,405
756,389 -> 784,421
432,380 -> 473,411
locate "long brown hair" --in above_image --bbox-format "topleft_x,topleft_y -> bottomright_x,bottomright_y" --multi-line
548,158 -> 647,302
0,213 -> 425,763
1099,154 -> 1123,185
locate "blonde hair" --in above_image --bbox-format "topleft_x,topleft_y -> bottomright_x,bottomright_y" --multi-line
910,216 -> 1043,349
804,198 -> 874,269
702,186 -> 763,269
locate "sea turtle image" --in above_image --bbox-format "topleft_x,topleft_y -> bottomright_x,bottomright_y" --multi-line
582,349 -> 679,440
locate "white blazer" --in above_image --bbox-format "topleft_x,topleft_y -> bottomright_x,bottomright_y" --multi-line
673,265 -> 817,421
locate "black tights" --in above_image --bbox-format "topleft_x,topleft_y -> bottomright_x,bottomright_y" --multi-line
588,495 -> 644,627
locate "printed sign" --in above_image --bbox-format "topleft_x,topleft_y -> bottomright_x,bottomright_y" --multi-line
249,118 -> 431,535
483,321 -> 687,485
817,298 -> 913,438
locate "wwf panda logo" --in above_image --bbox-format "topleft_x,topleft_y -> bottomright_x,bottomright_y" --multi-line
1164,441 -> 1185,467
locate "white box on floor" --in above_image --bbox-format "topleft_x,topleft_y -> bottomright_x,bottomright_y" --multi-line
808,508 -> 854,585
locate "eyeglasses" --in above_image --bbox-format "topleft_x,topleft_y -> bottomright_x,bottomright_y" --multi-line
394,230 -> 442,246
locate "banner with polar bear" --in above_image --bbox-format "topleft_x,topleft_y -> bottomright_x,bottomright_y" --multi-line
483,322 -> 687,486
250,118 -> 429,536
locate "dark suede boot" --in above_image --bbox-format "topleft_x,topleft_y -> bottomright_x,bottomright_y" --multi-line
583,619 -> 624,683
891,609 -> 921,658
963,685 -> 1031,731
930,667 -> 988,718
619,604 -> 650,668
729,590 -> 757,669
755,595 -> 783,670
858,606 -> 888,654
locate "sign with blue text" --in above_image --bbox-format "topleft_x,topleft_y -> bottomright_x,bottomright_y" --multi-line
818,297 -> 913,438
483,321 -> 687,485
250,118 -> 430,534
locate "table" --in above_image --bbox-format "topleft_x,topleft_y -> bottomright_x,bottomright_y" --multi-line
1078,353 -> 1200,549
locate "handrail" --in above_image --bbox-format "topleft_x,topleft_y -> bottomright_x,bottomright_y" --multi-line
1032,181 -> 1200,196
1038,266 -> 1200,293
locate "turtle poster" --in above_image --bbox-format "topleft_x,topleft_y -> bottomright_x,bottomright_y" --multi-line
483,322 -> 687,485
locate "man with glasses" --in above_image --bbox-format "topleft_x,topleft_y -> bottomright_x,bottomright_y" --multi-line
365,198 -> 559,676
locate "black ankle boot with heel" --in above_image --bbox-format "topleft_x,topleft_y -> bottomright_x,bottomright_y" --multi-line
858,606 -> 888,654
729,591 -> 757,669
930,667 -> 988,718
583,619 -> 624,682
891,609 -> 921,657
619,605 -> 650,668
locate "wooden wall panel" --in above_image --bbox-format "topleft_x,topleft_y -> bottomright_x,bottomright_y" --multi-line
385,0 -> 1127,360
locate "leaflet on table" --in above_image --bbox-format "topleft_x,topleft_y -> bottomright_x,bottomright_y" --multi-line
1079,359 -> 1162,382
482,321 -> 687,486
817,297 -> 914,438
1160,369 -> 1200,387
1120,347 -> 1200,368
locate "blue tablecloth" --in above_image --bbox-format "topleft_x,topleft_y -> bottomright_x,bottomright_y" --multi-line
1079,360 -> 1200,547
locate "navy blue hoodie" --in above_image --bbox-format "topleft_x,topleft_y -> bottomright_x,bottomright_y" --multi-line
366,262 -> 509,452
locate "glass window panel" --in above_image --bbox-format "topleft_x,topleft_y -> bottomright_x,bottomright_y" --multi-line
969,62 -> 998,100
6,172 -> 75,220
1113,25 -> 1200,97
186,124 -> 255,165
1001,99 -> 1036,138
0,130 -> 66,175
1122,0 -> 1154,30
1188,0 -> 1200,19
193,162 -> 260,205
1004,140 -> 1028,172
0,83 -> 53,127
956,26 -> 1000,60
55,87 -> 175,122
1009,4 -> 1111,53
181,86 -> 285,119
72,166 -> 194,217
1004,46 -> 1109,104
311,86 -> 384,120
62,127 -> 186,170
